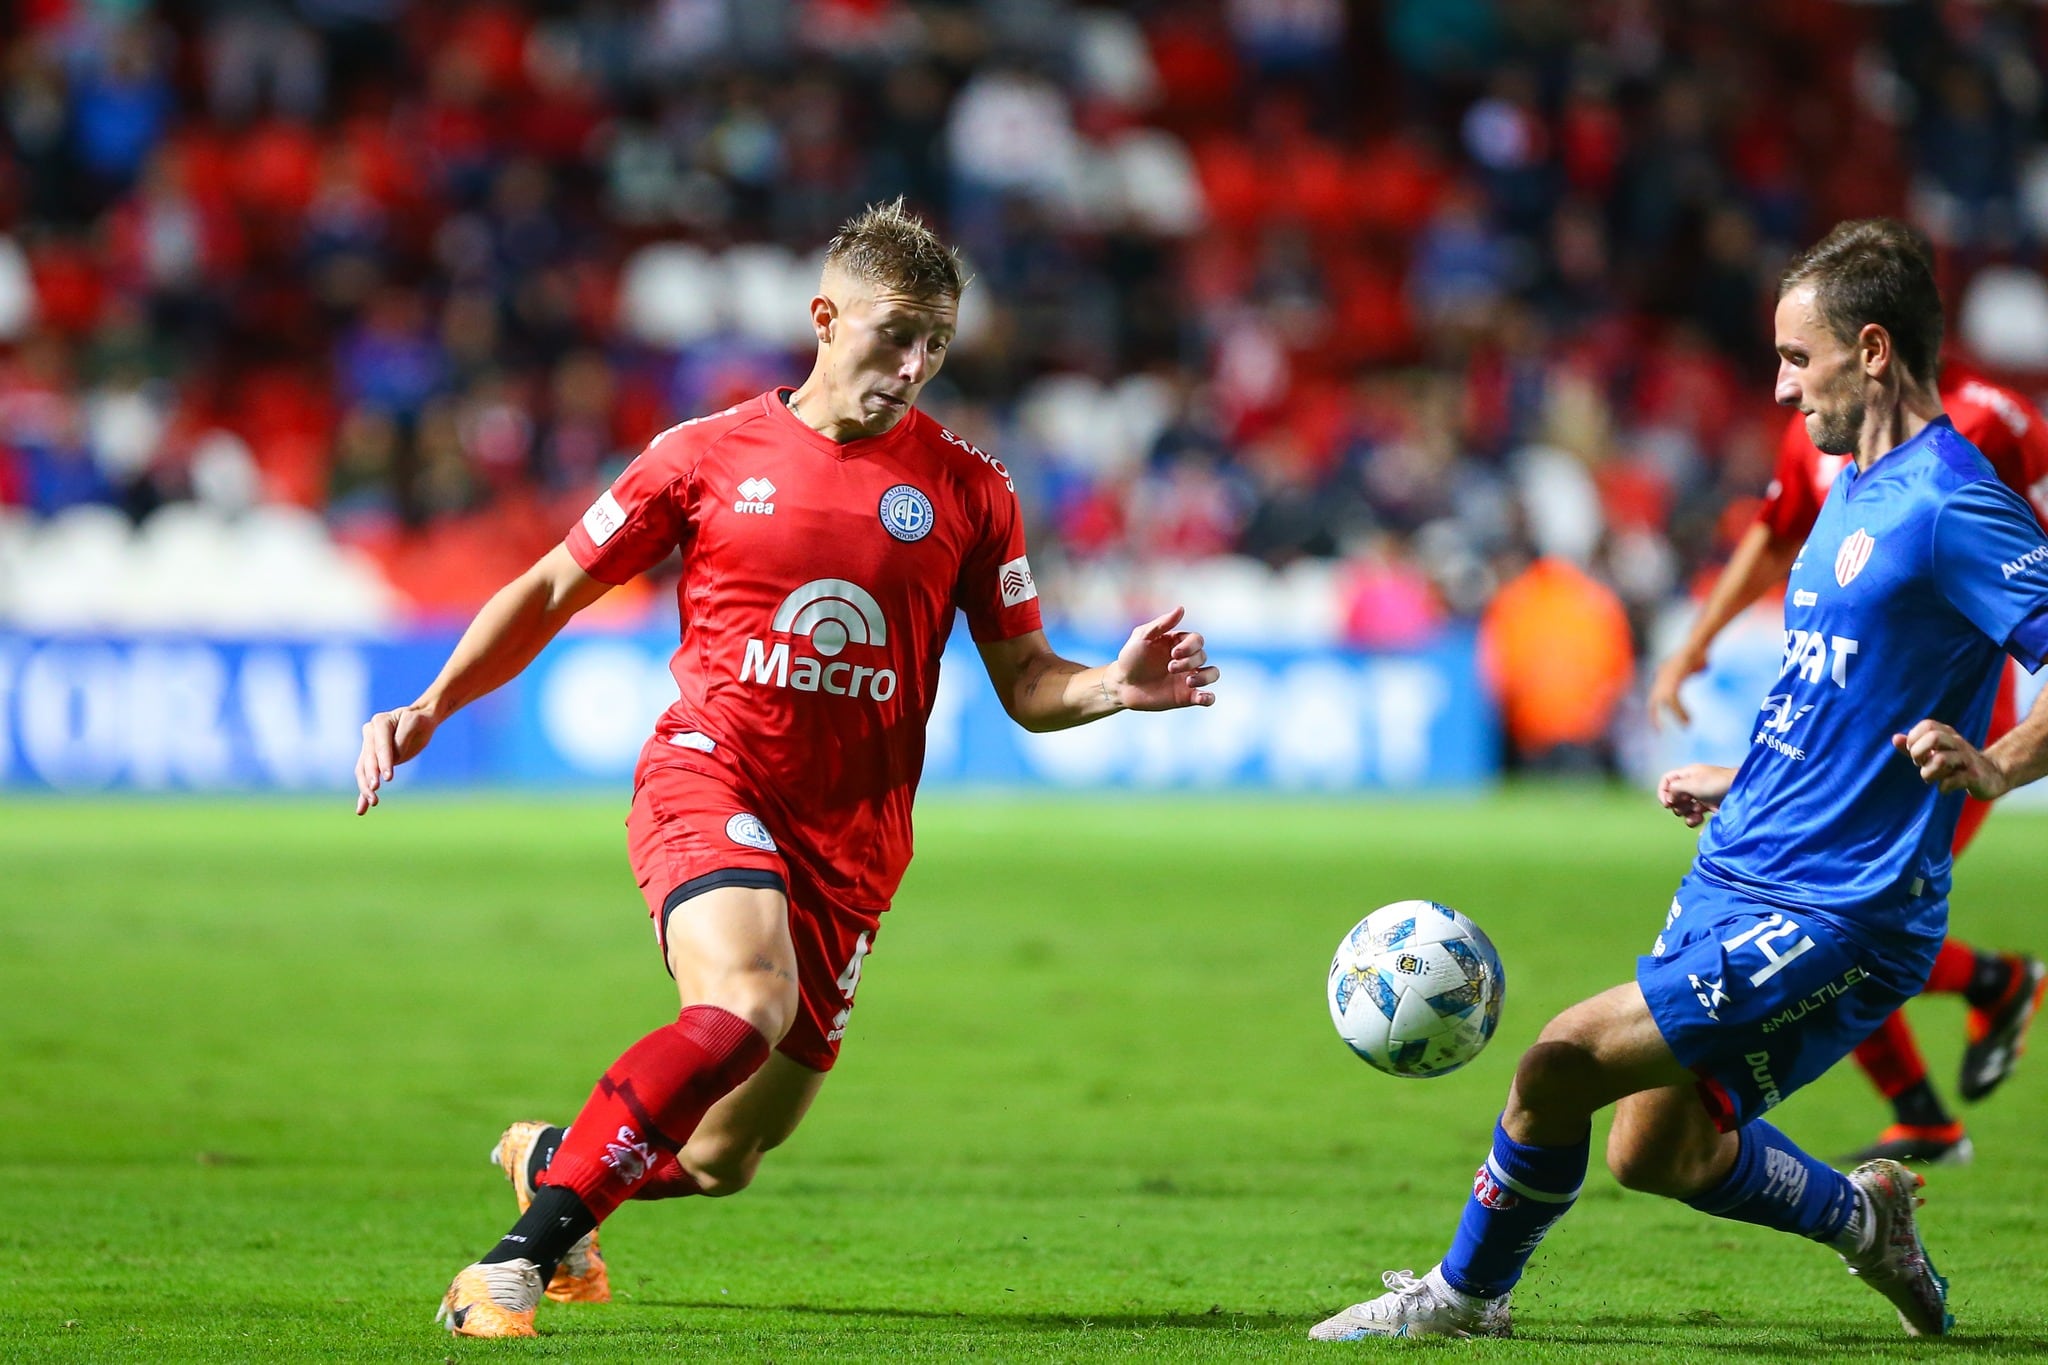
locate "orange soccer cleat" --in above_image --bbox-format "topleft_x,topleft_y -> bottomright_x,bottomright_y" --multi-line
1839,1121 -> 1973,1168
490,1121 -> 611,1304
435,1260 -> 541,1338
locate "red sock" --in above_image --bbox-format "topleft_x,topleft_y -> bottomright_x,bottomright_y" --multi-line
630,1153 -> 703,1201
1924,938 -> 1977,995
539,1005 -> 768,1222
1852,1011 -> 1928,1098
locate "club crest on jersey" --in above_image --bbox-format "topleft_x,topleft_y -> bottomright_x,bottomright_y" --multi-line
1835,528 -> 1875,586
734,476 -> 776,515
879,484 -> 935,542
725,812 -> 777,851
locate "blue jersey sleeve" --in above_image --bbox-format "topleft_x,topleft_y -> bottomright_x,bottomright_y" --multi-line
1933,480 -> 2048,668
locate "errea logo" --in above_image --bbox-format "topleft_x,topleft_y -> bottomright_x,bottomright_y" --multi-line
739,578 -> 900,700
734,476 -> 776,515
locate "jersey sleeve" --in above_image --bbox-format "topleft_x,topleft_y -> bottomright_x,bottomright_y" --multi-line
1756,416 -> 1823,540
564,433 -> 697,584
1932,479 -> 2048,668
956,479 -> 1045,643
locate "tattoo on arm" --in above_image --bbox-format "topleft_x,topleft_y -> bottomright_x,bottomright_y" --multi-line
1017,655 -> 1080,710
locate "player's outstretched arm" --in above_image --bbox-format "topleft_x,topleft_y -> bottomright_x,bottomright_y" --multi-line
976,607 -> 1220,734
1648,522 -> 1802,730
1896,686 -> 2048,801
1657,763 -> 1736,828
355,543 -> 612,814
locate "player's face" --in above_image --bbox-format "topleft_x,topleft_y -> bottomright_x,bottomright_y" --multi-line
1774,284 -> 1864,457
818,277 -> 958,436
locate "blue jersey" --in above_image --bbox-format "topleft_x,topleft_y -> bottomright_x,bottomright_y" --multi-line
1696,416 -> 2048,952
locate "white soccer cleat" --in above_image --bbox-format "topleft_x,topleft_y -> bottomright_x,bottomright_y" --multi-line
1309,1267 -> 1512,1340
1840,1159 -> 1953,1337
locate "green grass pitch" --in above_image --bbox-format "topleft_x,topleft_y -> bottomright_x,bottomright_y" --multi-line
3,790 -> 2045,1362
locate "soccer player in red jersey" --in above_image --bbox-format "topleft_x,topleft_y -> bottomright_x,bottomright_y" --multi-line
1649,372 -> 2048,1166
353,202 -> 1222,1339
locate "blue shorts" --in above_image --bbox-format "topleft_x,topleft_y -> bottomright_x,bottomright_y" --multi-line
1638,872 -> 1933,1131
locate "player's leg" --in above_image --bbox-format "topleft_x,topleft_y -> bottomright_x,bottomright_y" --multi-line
1929,661 -> 2048,1100
1844,1008 -> 1969,1164
1311,982 -> 1686,1340
439,883 -> 791,1337
1631,893 -> 1952,1335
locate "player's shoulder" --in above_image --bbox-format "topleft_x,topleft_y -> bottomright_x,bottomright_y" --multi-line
903,407 -> 1019,502
1917,419 -> 2000,491
1944,375 -> 2039,447
636,396 -> 776,471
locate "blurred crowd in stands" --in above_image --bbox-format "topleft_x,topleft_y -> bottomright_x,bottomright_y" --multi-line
7,0 -> 2048,765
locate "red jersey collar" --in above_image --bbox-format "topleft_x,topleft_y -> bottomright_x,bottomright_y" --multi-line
763,387 -> 921,461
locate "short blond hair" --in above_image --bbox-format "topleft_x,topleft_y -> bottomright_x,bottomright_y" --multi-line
823,198 -> 967,301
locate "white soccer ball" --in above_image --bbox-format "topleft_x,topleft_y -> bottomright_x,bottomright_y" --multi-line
1327,899 -> 1506,1078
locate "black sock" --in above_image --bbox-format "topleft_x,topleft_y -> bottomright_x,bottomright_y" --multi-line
525,1126 -> 567,1193
1892,1078 -> 1953,1129
1964,953 -> 2015,1010
480,1185 -> 597,1285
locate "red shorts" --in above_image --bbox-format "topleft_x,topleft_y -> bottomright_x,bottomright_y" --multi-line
626,757 -> 879,1072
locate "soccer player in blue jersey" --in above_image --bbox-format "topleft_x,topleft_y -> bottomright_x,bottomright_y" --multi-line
1311,218 -> 2048,1341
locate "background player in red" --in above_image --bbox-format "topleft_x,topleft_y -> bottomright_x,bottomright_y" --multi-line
352,201 -> 1223,1338
1649,373 -> 2048,1165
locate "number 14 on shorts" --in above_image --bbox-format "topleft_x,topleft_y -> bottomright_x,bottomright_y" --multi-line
828,932 -> 871,1042
1722,913 -> 1816,987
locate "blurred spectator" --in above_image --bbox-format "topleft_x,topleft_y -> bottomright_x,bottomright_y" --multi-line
1481,552 -> 1634,773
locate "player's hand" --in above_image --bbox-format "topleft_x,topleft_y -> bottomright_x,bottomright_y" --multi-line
1646,646 -> 1705,731
1893,719 -> 2009,800
354,704 -> 438,814
1109,606 -> 1219,711
1658,763 -> 1735,828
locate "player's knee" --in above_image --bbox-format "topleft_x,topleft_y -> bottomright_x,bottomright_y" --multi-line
1605,1127 -> 1698,1196
1511,1037 -> 1601,1117
679,1140 -> 765,1198
683,974 -> 799,1045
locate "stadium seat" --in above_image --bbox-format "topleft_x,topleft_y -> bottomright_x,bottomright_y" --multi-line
11,504 -> 136,629
618,243 -> 721,348
721,244 -> 816,348
1959,264 -> 2048,372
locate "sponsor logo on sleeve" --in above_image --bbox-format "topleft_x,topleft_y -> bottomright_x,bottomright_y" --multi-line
999,555 -> 1037,607
879,484 -> 935,542
582,489 -> 626,546
724,812 -> 778,851
1834,527 -> 1875,586
2002,544 -> 2048,579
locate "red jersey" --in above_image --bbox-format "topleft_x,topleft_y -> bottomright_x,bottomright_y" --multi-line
1758,375 -> 2048,540
566,389 -> 1043,906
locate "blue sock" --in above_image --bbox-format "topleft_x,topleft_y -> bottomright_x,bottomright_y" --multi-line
1440,1118 -> 1588,1299
1683,1120 -> 1857,1241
